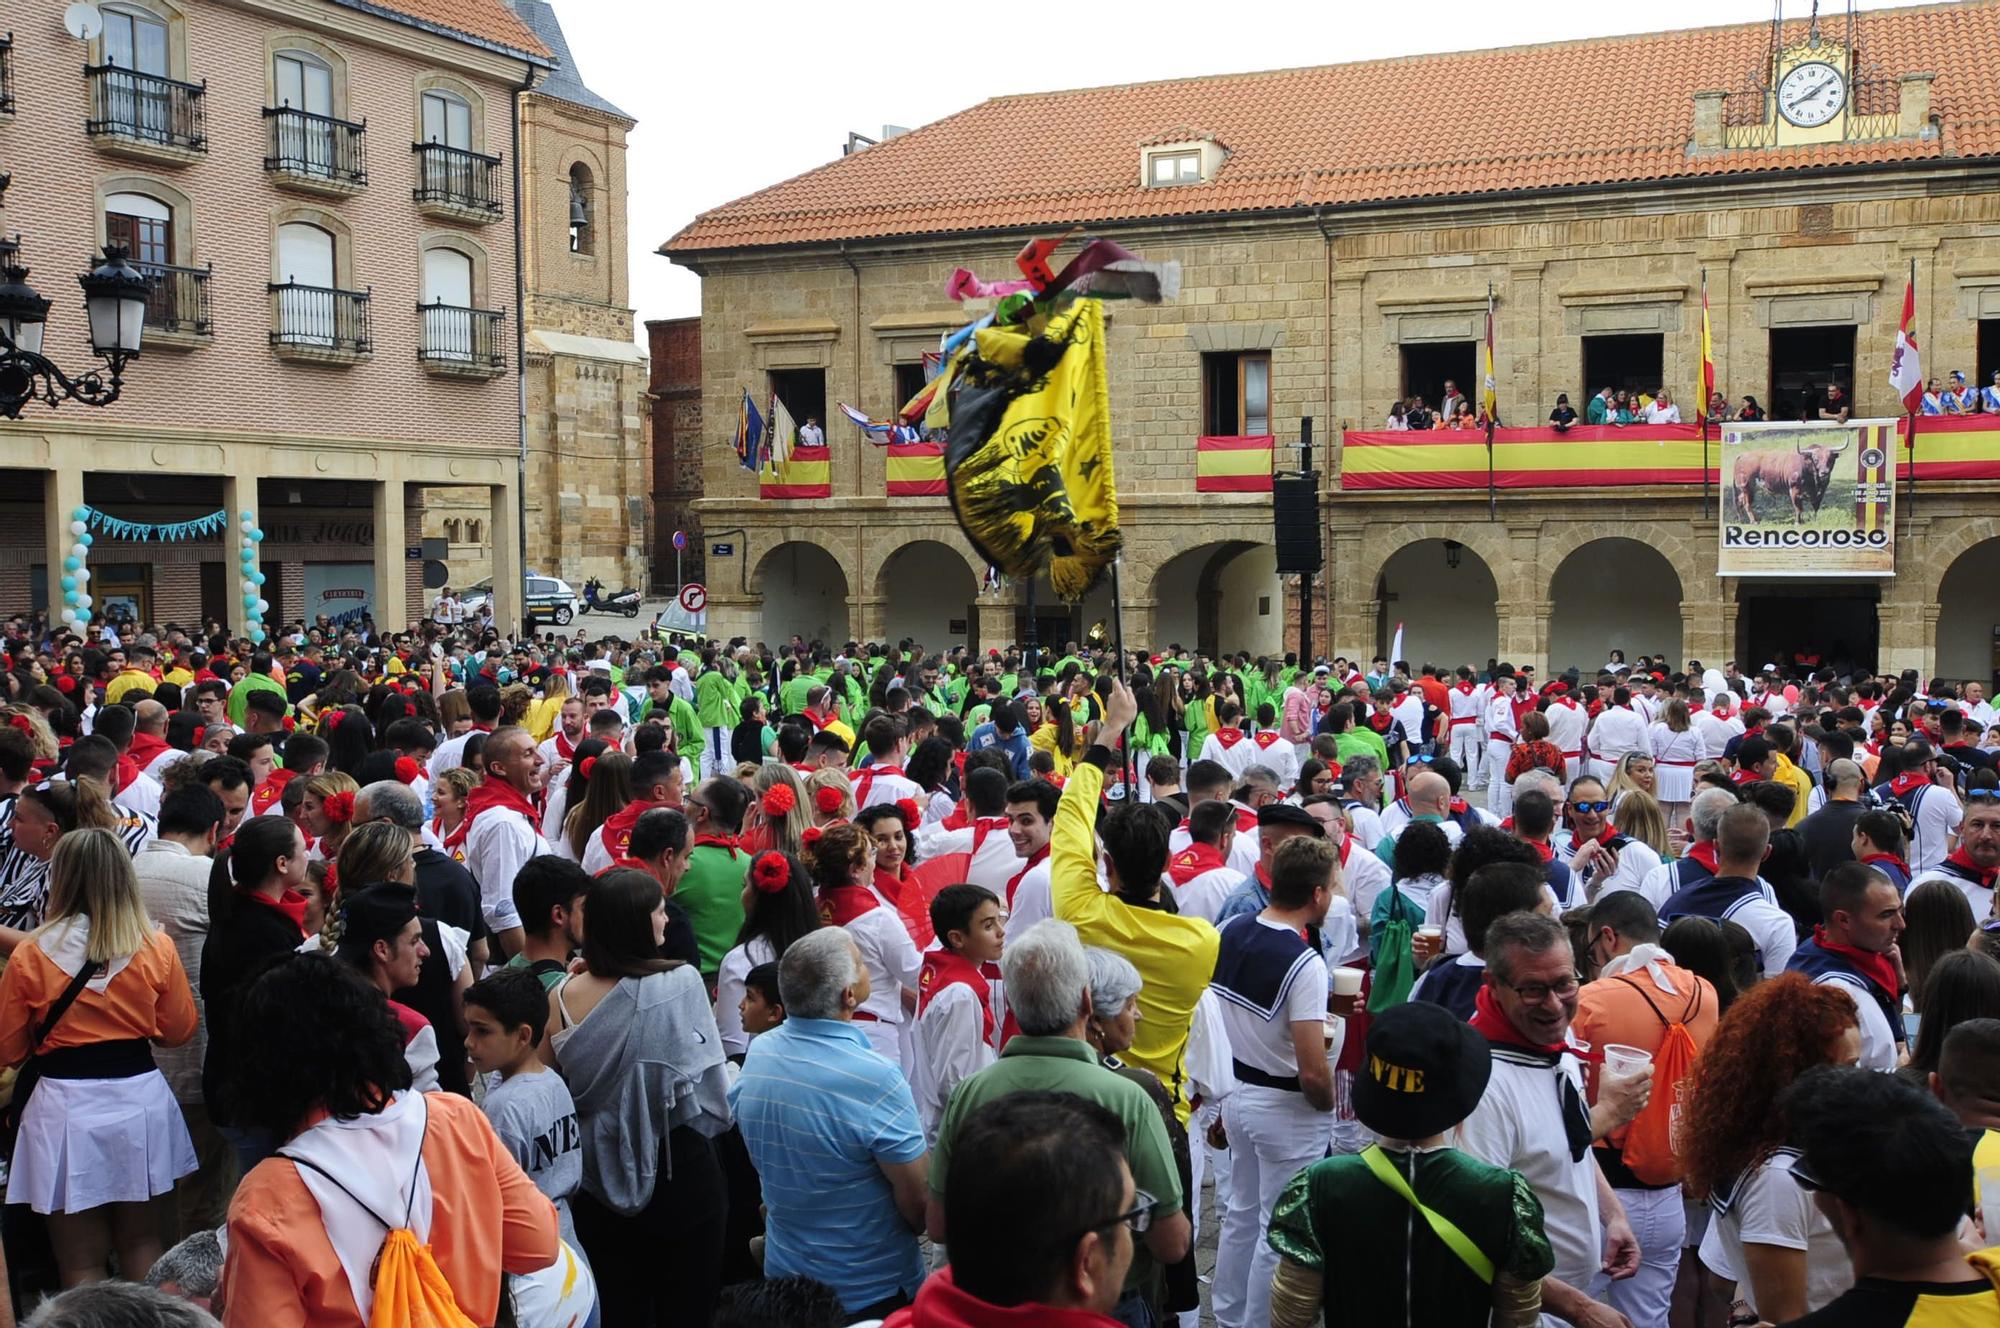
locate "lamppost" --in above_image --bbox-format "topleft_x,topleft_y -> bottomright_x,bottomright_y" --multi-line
0,235 -> 150,419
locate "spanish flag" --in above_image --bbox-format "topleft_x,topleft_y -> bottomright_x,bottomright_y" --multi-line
886,441 -> 946,497
1196,435 -> 1274,493
1699,270 -> 1716,417
760,443 -> 831,499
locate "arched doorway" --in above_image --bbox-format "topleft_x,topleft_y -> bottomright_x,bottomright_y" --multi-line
1937,538 -> 2000,686
1374,540 -> 1497,668
879,541 -> 978,649
1548,539 -> 1683,674
1152,541 -> 1282,658
1736,581 -> 1878,678
757,541 -> 849,645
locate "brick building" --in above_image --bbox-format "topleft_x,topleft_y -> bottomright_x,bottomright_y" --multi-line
0,0 -> 547,630
420,0 -> 648,601
666,3 -> 2000,682
647,315 -> 703,594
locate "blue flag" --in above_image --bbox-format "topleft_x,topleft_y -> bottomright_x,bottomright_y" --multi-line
734,389 -> 765,472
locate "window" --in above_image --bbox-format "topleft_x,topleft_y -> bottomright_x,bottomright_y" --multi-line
104,191 -> 171,265
103,6 -> 168,74
466,519 -> 482,543
1769,326 -> 1855,422
273,51 -> 331,115
276,221 -> 334,288
893,362 -> 927,413
1978,319 -> 2000,396
1148,150 -> 1201,185
444,519 -> 462,543
266,47 -> 362,186
1581,333 -> 1664,406
421,247 -> 474,360
90,3 -> 204,152
419,89 -> 471,148
567,163 -> 593,255
1399,342 -> 1476,416
1202,351 -> 1271,436
271,220 -> 365,351
769,369 -> 827,443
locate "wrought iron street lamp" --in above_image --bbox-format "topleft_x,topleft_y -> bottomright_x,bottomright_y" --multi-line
0,238 -> 149,419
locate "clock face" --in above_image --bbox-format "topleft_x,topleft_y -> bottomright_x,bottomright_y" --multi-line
1778,61 -> 1847,127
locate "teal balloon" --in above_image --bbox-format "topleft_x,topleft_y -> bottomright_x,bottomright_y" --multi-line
71,507 -> 88,522
59,576 -> 75,591
250,529 -> 264,542
79,533 -> 92,546
75,610 -> 90,624
252,572 -> 267,585
62,557 -> 79,572
239,509 -> 254,522
62,591 -> 78,606
240,549 -> 256,563
249,628 -> 266,644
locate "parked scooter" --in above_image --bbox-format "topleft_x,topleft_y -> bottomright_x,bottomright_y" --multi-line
582,578 -> 642,618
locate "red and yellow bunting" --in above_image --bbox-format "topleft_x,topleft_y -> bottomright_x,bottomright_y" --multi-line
759,443 -> 831,500
1197,434 -> 1275,493
885,441 -> 946,497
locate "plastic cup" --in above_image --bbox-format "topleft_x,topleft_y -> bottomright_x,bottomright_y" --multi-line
1331,966 -> 1364,996
1601,1043 -> 1653,1081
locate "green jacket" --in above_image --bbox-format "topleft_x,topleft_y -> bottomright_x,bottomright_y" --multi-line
678,842 -> 749,976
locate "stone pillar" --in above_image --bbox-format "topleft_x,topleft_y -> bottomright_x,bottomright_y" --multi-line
1681,597 -> 1737,671
1499,600 -> 1551,677
1116,597 -> 1158,657
705,594 -> 760,644
1879,591 -> 1939,678
44,467 -> 84,628
222,470 -> 258,634
850,594 -> 886,645
974,598 -> 1018,655
1336,597 -> 1382,663
1506,263 -> 1546,421
488,482 -> 523,637
372,470 -> 405,633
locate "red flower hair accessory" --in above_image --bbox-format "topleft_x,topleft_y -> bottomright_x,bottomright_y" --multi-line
802,825 -> 824,848
282,715 -> 296,733
322,790 -> 355,824
814,786 -> 845,815
7,715 -> 31,735
578,756 -> 597,779
394,756 -> 421,785
750,851 -> 790,894
324,710 -> 344,730
895,797 -> 921,827
761,784 -> 797,817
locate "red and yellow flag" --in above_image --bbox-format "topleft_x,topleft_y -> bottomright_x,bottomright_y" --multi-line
885,441 -> 946,497
1196,435 -> 1275,493
1699,272 -> 1716,419
759,443 -> 831,499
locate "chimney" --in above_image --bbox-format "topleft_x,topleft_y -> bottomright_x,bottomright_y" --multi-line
1898,72 -> 1936,137
1691,91 -> 1728,151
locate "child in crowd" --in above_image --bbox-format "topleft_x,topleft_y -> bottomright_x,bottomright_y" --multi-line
738,961 -> 786,1039
912,883 -> 1007,1139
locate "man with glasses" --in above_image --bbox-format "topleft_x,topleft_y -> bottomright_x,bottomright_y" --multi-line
1557,775 -> 1660,905
1455,910 -> 1641,1328
925,920 -> 1188,1326
1908,780 -> 2000,919
1874,738 -> 1963,873
190,679 -> 235,736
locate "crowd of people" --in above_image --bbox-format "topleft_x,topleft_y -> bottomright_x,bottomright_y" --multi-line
0,608 -> 1997,1327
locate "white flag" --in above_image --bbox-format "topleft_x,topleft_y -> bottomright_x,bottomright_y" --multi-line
1389,622 -> 1405,669
766,394 -> 797,468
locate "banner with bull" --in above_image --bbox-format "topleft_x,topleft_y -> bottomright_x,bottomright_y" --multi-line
1717,420 -> 1898,578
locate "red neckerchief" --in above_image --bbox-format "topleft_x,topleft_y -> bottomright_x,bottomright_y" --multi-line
940,798 -> 971,831
126,732 -> 170,770
818,882 -> 880,925
1890,771 -> 1933,797
1945,848 -> 1998,888
1470,983 -> 1569,1055
917,950 -> 995,1046
598,798 -> 679,861
554,729 -> 579,762
803,709 -> 833,732
694,832 -> 740,859
1860,851 -> 1911,879
445,778 -> 539,853
1168,842 -> 1226,886
1730,768 -> 1761,786
112,755 -> 141,796
1251,731 -> 1284,749
1684,840 -> 1721,875
1449,797 -> 1472,817
604,855 -> 653,878
969,815 -> 1010,856
1455,681 -> 1476,696
1523,837 -> 1555,864
1213,728 -> 1245,747
1810,924 -> 1900,997
242,887 -> 309,935
1578,824 -> 1617,847
1369,713 -> 1392,733
249,766 -> 297,815
852,764 -> 904,808
1005,844 -> 1050,907
1254,862 -> 1272,891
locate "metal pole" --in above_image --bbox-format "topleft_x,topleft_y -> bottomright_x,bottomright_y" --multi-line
1298,416 -> 1315,666
1024,574 -> 1038,680
1110,559 -> 1131,794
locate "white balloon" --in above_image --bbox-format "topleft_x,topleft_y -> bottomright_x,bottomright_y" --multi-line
256,598 -> 270,613
68,520 -> 86,536
75,568 -> 89,583
71,544 -> 87,559
240,518 -> 254,533
77,594 -> 91,608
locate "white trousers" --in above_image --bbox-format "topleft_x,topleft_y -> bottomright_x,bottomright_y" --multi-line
1589,1183 -> 1684,1328
1449,724 -> 1485,785
1487,741 -> 1516,815
1212,1085 -> 1330,1328
702,727 -> 729,780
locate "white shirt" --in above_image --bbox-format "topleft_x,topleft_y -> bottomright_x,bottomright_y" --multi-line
1649,724 -> 1705,769
1004,859 -> 1054,933
1909,863 -> 1994,925
1691,710 -> 1745,758
1544,699 -> 1588,755
1574,837 -> 1664,908
428,731 -> 477,781
1198,730 -> 1261,782
1170,810 -> 1260,880
462,807 -> 546,933
1453,1048 -> 1602,1291
1587,706 -> 1648,762
1212,916 -> 1329,1079
1173,864 -> 1247,924
1901,783 -> 1963,873
1343,801 -> 1386,852
1806,968 -> 1899,1072
1484,694 -> 1519,743
1645,401 -> 1681,424
115,771 -> 162,818
1338,841 -> 1394,933
844,889 -> 922,1025
1391,694 -> 1426,747
798,423 -> 825,446
714,935 -> 777,1058
850,766 -> 922,814
913,981 -> 1000,1141
1709,1151 -> 1852,1319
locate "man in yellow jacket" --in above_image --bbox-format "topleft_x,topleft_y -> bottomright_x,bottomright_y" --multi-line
1053,678 -> 1220,1124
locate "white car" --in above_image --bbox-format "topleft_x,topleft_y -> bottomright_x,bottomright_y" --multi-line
460,573 -> 581,626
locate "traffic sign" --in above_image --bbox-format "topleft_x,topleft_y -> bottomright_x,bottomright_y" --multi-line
679,582 -> 707,614
672,530 -> 688,551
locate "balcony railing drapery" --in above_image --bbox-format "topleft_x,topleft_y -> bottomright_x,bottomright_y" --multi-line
269,282 -> 370,352
417,302 -> 503,369
86,65 -> 206,150
412,143 -> 501,214
137,261 -> 211,336
263,106 -> 365,184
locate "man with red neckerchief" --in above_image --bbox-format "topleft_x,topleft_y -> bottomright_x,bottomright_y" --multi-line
580,750 -> 683,876
1165,799 -> 1246,923
678,776 -> 752,982
1167,760 -> 1261,880
854,715 -> 922,813
993,780 -> 1060,933
1908,789 -> 2000,918
1246,702 -> 1299,789
1874,739 -> 1964,873
1786,860 -> 1907,1073
1446,666 -> 1489,790
1197,700 -> 1259,781
454,726 -> 547,960
910,883 -> 1006,1141
917,767 -> 1021,897
535,695 -> 586,769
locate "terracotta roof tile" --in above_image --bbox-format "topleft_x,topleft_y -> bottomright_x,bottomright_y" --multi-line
333,0 -> 549,60
666,3 -> 1998,254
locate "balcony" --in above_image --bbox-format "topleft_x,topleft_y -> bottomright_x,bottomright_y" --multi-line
86,65 -> 207,163
418,303 -> 505,378
412,143 -> 501,222
2,34 -> 14,115
137,261 -> 212,347
262,107 -> 366,196
269,281 -> 370,363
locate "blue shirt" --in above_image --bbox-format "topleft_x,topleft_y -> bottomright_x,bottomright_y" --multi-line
967,723 -> 1031,779
729,1017 -> 926,1309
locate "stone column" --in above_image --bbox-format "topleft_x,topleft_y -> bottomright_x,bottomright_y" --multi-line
849,594 -> 887,645
222,471 -> 258,634
1681,597 -> 1737,671
1499,600 -> 1551,677
974,598 -> 1019,655
1115,597 -> 1158,657
1337,597 -> 1382,663
372,470 -> 406,632
1879,590 -> 1938,678
488,482 -> 523,637
1506,262 -> 1546,421
44,467 -> 84,628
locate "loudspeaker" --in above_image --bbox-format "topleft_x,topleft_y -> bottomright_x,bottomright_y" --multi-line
1272,474 -> 1323,573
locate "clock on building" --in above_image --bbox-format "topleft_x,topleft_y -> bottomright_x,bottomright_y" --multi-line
1777,60 -> 1848,127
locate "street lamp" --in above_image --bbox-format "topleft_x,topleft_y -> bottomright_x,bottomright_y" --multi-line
0,238 -> 149,419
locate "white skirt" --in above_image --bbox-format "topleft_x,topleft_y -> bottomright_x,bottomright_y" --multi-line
7,1068 -> 197,1214
1655,762 -> 1695,805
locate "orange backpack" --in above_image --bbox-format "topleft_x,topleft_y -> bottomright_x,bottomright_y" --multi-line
1611,975 -> 1703,1186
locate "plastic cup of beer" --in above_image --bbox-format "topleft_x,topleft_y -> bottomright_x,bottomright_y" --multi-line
1331,966 -> 1364,996
1601,1043 -> 1653,1083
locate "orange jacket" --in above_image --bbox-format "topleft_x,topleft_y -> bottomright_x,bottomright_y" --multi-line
0,928 -> 196,1063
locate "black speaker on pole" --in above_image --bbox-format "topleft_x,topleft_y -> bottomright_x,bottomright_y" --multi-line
1273,474 -> 1322,574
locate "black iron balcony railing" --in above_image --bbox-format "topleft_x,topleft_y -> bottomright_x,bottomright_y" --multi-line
269,281 -> 370,353
263,106 -> 365,185
137,261 -> 211,336
86,64 -> 207,150
418,302 -> 504,371
2,34 -> 15,115
412,142 -> 501,215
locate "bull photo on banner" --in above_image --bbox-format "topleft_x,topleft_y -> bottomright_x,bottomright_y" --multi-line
1717,419 -> 1898,578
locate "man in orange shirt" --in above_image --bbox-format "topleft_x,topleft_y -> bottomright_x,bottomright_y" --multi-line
1572,890 -> 1719,1328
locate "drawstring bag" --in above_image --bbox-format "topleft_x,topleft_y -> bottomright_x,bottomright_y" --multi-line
1368,884 -> 1417,1013
282,1108 -> 478,1328
1612,975 -> 1703,1186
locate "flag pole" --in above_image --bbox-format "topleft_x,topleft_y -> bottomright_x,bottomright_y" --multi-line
1484,282 -> 1497,521
1700,268 -> 1711,518
1109,559 -> 1131,795
1906,257 -> 1919,518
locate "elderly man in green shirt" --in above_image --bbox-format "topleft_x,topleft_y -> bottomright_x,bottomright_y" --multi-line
925,917 -> 1190,1322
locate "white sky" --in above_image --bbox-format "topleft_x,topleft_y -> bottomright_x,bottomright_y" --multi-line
551,0 -> 1937,335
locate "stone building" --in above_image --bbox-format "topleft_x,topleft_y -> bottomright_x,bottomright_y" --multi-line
421,0 -> 648,597
647,315 -> 704,593
0,0 -> 546,630
666,3 -> 2000,683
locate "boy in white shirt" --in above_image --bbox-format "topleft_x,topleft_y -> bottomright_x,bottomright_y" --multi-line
912,884 -> 1006,1141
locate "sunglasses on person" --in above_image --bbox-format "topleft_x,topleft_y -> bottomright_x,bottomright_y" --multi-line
1964,788 -> 2000,803
1571,800 -> 1612,815
1498,974 -> 1581,1004
1406,754 -> 1434,766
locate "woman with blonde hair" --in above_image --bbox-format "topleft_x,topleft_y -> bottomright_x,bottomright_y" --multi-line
1610,789 -> 1669,858
438,689 -> 474,737
298,771 -> 360,864
564,750 -> 635,862
1648,698 -> 1702,825
430,766 -> 478,847
805,766 -> 855,827
1606,751 -> 1658,813
0,827 -> 197,1287
742,764 -> 809,857
0,704 -> 59,763
525,669 -> 572,744
0,777 -> 124,953
499,683 -> 534,730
